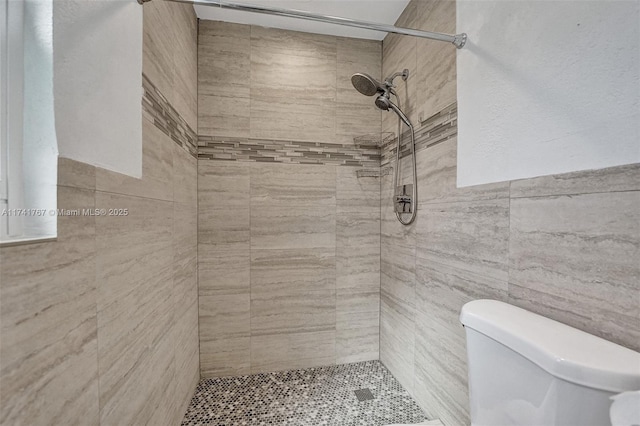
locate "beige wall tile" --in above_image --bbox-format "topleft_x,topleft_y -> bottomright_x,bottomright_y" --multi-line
251,163 -> 336,208
124,335 -> 176,426
173,144 -> 197,205
412,256 -> 508,426
95,194 -> 175,424
172,3 -> 198,130
198,160 -> 250,207
199,94 -> 251,138
337,292 -> 380,316
198,21 -> 251,98
380,295 -> 415,393
337,237 -> 380,294
144,1 -> 197,131
199,208 -> 250,246
251,331 -> 336,374
0,186 -> 99,426
250,28 -> 337,142
173,299 -> 200,424
143,0 -> 174,102
336,37 -> 382,83
198,161 -> 251,247
394,0 -> 421,28
198,21 -> 383,144
198,21 -> 251,137
200,337 -> 251,378
251,290 -> 336,336
198,244 -> 250,296
382,33 -> 417,131
336,37 -> 382,144
415,0 -> 457,119
336,309 -> 379,364
2,3 -> 199,425
415,199 -> 510,285
336,167 -> 380,210
510,163 -> 640,198
413,313 -> 469,426
251,206 -> 336,250
250,95 -> 337,143
198,244 -> 250,297
381,235 -> 416,304
58,157 -> 96,190
172,147 -> 199,422
174,202 -> 198,322
416,138 -> 508,204
196,18 -> 386,379
251,248 -> 336,297
509,191 -> 640,350
251,50 -> 336,98
199,294 -> 250,342
250,26 -> 336,59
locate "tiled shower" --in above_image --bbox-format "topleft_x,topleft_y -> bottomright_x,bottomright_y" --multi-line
196,20 -> 383,377
0,0 -> 638,425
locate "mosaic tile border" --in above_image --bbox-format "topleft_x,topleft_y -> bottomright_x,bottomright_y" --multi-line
196,102 -> 456,170
198,136 -> 381,168
142,73 -> 198,158
381,102 -> 457,166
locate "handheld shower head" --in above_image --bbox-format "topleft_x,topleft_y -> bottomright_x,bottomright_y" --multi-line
352,69 -> 413,126
351,68 -> 416,226
376,94 -> 412,128
375,94 -> 390,111
351,73 -> 383,96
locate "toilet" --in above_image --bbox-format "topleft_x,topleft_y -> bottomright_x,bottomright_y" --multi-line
460,300 -> 640,426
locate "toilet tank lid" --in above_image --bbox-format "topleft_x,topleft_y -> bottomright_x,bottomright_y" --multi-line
460,300 -> 640,393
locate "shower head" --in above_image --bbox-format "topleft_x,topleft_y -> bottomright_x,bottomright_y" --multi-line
379,95 -> 412,128
375,95 -> 391,111
352,69 -> 413,128
351,73 -> 383,97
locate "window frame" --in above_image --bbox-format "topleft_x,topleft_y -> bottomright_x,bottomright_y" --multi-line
0,0 -> 25,241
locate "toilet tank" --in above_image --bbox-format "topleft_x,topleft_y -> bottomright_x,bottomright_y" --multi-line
460,300 -> 640,426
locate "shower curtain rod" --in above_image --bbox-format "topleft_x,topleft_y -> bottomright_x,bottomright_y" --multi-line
138,0 -> 467,48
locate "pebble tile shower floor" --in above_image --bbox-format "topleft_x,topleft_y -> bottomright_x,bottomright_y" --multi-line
181,360 -> 428,426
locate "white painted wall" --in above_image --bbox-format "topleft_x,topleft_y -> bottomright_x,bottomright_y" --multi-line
53,0 -> 142,178
457,0 -> 640,187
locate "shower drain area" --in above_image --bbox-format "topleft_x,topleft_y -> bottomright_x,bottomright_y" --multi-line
181,360 -> 427,426
354,388 -> 375,402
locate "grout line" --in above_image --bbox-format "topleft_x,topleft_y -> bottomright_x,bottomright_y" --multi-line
507,182 -> 512,303
92,185 -> 102,422
334,166 -> 338,365
248,161 -> 253,374
92,188 -> 174,204
509,188 -> 640,199
196,161 -> 202,380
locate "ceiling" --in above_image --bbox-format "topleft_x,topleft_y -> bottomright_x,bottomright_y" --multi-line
194,0 -> 412,40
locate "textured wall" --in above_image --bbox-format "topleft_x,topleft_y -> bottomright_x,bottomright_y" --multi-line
53,0 -> 143,177
0,2 -> 199,425
379,1 -> 640,425
197,21 -> 382,376
457,0 -> 640,186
